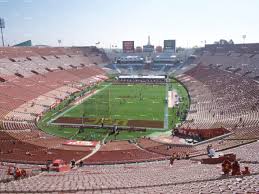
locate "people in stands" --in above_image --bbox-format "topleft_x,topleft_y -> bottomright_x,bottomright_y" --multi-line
207,145 -> 216,158
79,160 -> 83,167
7,166 -> 12,175
71,159 -> 76,168
14,167 -> 21,180
26,151 -> 33,156
174,128 -> 179,136
46,162 -> 50,172
176,154 -> 181,160
222,158 -> 232,176
231,160 -> 241,176
169,154 -> 175,167
208,148 -> 216,158
241,167 -> 250,175
21,169 -> 26,177
206,145 -> 211,155
171,129 -> 175,136
185,152 -> 190,159
12,166 -> 17,178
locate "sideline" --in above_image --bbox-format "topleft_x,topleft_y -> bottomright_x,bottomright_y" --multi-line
47,83 -> 112,124
163,82 -> 169,129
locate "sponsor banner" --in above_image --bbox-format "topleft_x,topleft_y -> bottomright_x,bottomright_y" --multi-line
63,140 -> 98,147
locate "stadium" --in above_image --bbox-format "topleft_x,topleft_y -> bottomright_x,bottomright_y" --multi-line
0,1 -> 259,193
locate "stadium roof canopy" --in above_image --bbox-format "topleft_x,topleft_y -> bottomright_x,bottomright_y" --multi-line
13,40 -> 32,47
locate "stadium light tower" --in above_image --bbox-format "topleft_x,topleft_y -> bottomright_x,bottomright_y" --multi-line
58,39 -> 62,47
242,35 -> 246,44
0,18 -> 5,47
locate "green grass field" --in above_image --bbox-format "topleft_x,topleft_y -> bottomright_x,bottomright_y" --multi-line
38,79 -> 190,141
64,83 -> 166,121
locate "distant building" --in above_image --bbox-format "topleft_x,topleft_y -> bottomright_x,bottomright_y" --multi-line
13,40 -> 32,47
135,46 -> 143,53
156,46 -> 163,53
143,45 -> 154,53
204,43 -> 259,53
117,55 -> 144,64
153,52 -> 178,63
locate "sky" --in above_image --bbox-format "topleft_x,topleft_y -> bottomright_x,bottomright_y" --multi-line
0,0 -> 259,48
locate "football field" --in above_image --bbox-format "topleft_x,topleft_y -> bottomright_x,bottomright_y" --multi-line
62,83 -> 166,127
40,79 -> 190,140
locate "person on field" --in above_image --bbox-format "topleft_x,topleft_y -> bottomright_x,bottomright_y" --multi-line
101,118 -> 104,128
113,125 -> 118,133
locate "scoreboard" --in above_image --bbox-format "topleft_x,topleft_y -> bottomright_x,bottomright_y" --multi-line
164,40 -> 176,52
123,41 -> 134,53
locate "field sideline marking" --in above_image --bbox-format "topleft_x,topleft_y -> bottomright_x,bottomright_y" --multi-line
47,83 -> 112,124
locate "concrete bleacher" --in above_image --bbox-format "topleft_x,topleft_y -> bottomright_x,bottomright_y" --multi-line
0,130 -> 91,164
84,140 -> 165,164
196,44 -> 259,80
0,47 -> 108,120
177,65 -> 259,133
0,46 -> 108,165
0,44 -> 259,193
222,140 -> 259,163
0,156 -> 258,193
137,138 -> 193,157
